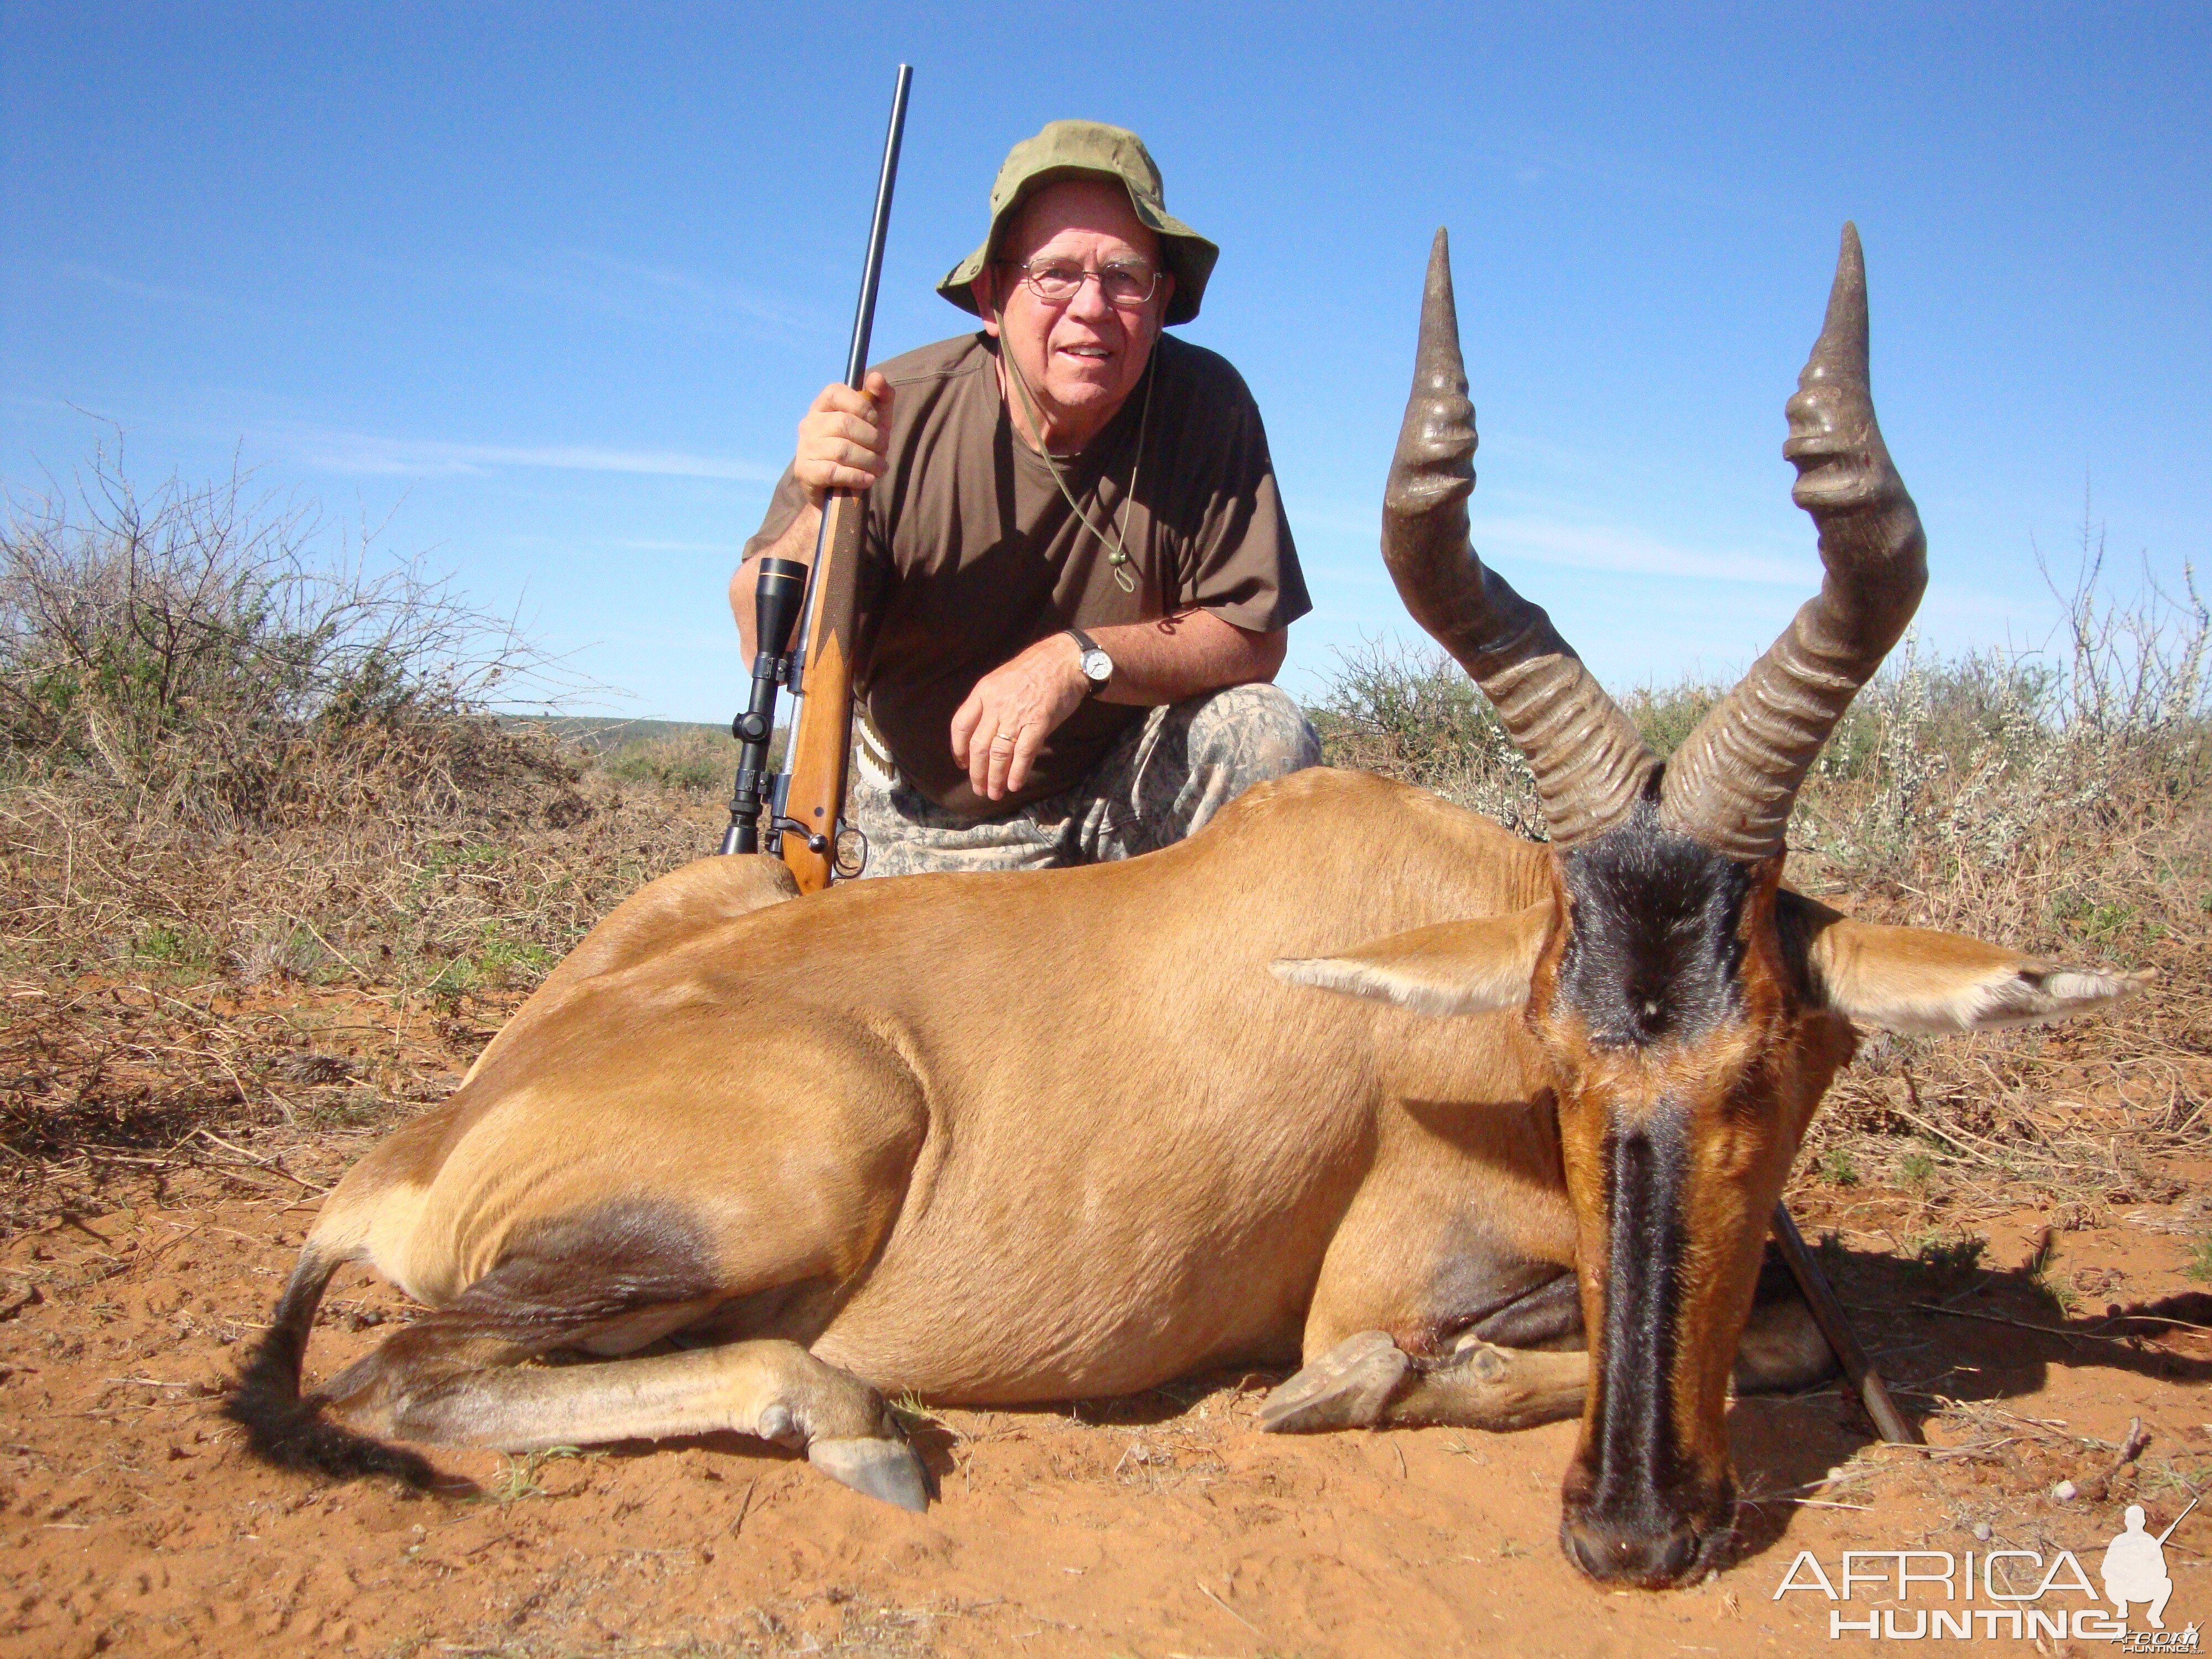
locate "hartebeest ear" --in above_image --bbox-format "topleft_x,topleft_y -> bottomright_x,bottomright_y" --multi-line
1791,901 -> 2155,1034
1271,904 -> 1551,1018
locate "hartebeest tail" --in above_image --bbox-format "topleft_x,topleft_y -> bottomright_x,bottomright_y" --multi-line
223,1246 -> 436,1487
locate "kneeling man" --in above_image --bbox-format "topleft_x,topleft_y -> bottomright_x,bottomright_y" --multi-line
733,120 -> 1319,877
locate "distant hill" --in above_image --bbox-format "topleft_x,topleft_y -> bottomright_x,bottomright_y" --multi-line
502,715 -> 734,756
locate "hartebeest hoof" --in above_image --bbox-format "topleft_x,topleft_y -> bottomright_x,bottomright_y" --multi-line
1258,1330 -> 1410,1432
808,1436 -> 932,1511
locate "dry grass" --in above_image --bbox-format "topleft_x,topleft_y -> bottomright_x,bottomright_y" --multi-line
0,458 -> 716,1229
1784,549 -> 2210,1225
0,771 -> 714,1220
1310,640 -> 1546,838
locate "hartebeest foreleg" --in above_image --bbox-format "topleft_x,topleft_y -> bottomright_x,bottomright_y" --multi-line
1256,1330 -> 1584,1432
1258,1292 -> 1832,1435
323,1337 -> 930,1510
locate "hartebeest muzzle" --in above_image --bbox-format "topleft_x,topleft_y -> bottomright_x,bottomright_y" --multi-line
1561,1110 -> 1726,1586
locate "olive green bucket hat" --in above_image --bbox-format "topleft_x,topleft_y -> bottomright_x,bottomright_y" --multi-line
937,119 -> 1219,326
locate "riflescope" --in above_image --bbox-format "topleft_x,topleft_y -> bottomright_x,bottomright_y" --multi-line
718,555 -> 808,855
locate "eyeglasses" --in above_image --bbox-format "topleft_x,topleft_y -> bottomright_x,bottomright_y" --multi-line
999,257 -> 1162,309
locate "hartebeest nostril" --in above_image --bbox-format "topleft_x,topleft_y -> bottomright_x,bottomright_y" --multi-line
1563,1515 -> 1703,1587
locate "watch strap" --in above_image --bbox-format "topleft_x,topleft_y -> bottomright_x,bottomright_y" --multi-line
1065,627 -> 1112,696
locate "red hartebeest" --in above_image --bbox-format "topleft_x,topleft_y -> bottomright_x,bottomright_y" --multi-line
229,226 -> 2147,1588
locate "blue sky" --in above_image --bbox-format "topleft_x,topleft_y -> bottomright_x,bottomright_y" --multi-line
4,3 -> 2205,719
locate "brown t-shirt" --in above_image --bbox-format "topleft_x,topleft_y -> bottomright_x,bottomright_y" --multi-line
742,331 -> 1309,817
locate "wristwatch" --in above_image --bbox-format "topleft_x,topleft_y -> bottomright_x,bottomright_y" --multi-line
1066,627 -> 1113,697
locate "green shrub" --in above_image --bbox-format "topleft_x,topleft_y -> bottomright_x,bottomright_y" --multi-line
599,727 -> 755,795
1620,681 -> 1720,758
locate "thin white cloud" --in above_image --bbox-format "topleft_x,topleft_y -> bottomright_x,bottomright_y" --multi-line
1288,495 -> 1808,586
1471,513 -> 1807,585
1477,137 -> 1745,214
607,536 -> 749,554
566,251 -> 818,333
58,263 -> 218,308
460,249 -> 829,343
284,430 -> 778,483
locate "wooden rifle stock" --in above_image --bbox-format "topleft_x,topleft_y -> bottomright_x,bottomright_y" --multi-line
779,488 -> 869,890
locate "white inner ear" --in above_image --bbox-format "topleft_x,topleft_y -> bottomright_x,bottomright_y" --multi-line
1959,966 -> 2154,1031
1837,963 -> 2155,1034
1270,909 -> 1546,1020
1270,953 -> 1530,1017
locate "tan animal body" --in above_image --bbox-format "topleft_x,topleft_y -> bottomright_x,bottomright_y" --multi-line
229,227 -> 2147,1588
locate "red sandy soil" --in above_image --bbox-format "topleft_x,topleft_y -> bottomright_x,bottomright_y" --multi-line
3,1126 -> 2206,1656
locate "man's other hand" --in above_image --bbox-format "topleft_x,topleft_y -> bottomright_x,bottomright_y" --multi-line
950,634 -> 1091,801
794,371 -> 895,505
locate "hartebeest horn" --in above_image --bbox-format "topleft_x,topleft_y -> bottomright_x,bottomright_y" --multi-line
1657,224 -> 1928,860
1385,229 -> 1657,845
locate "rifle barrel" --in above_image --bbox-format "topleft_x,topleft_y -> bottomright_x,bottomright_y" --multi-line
796,59 -> 912,675
2156,1494 -> 2198,1546
768,65 -> 912,889
844,64 -> 912,390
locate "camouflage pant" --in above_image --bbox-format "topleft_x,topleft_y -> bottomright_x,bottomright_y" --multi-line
848,682 -> 1322,878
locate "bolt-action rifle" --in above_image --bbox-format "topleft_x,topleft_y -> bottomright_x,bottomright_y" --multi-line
720,64 -> 913,889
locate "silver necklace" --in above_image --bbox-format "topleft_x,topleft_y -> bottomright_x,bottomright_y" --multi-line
994,307 -> 1156,596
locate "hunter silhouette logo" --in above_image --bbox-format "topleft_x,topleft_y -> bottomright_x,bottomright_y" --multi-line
2105,1499 -> 2195,1630
1773,1496 -> 2198,1644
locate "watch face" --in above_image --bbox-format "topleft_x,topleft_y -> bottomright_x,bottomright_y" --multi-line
1081,648 -> 1113,684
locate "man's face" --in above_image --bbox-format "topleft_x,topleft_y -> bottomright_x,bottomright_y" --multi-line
973,179 -> 1175,445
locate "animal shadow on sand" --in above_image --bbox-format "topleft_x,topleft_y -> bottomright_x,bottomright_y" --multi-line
1725,1242 -> 2211,1566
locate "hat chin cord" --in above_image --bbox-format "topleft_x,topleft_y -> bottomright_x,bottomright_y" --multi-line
992,292 -> 1156,597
